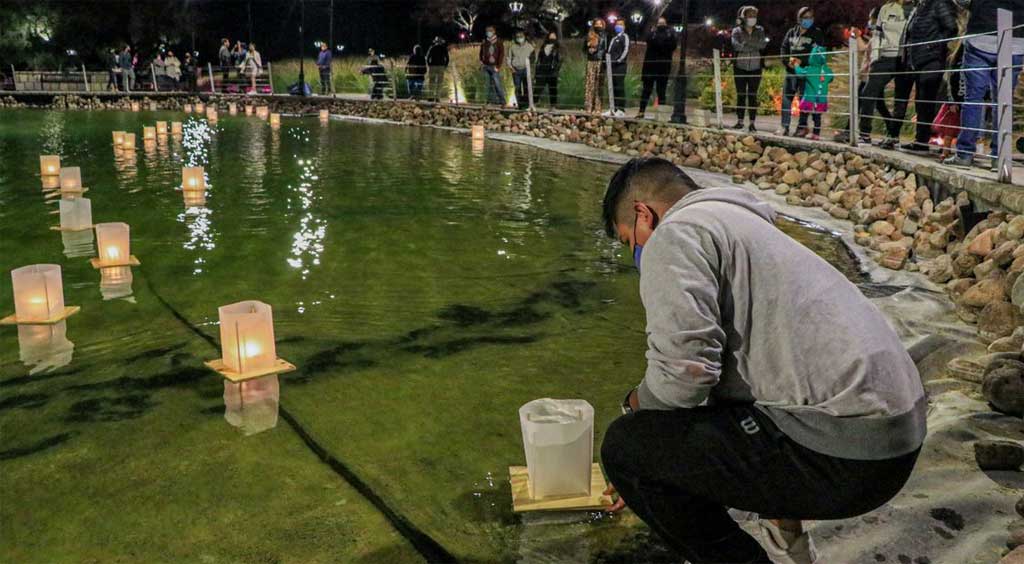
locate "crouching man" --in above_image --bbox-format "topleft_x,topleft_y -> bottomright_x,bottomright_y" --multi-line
600,158 -> 926,564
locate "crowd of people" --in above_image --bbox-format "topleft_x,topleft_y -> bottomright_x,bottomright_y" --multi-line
104,37 -> 264,94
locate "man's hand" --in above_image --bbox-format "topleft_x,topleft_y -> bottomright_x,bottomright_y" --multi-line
627,388 -> 639,411
603,484 -> 627,512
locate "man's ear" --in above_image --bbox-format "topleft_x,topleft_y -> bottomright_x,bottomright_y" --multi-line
634,202 -> 653,227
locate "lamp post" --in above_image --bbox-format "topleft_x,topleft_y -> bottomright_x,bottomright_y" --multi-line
509,1 -> 524,28
671,0 -> 690,124
631,12 -> 644,40
297,0 -> 307,96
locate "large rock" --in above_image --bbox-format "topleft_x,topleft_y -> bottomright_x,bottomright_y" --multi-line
1011,519 -> 1024,550
961,274 -> 1008,308
870,220 -> 896,237
979,301 -> 1024,342
953,253 -> 981,278
922,255 -> 954,284
1001,545 -> 1024,564
974,439 -> 1024,471
983,361 -> 1024,416
947,356 -> 986,383
969,228 -> 998,256
1013,274 -> 1024,309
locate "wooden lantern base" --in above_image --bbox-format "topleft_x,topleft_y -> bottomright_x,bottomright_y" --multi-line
0,306 -> 80,326
204,357 -> 296,383
50,224 -> 95,232
509,463 -> 612,513
90,255 -> 141,269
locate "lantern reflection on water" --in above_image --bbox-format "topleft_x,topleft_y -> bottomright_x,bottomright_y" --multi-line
223,374 -> 280,435
229,102 -> 237,115
471,125 -> 486,140
99,266 -> 134,300
18,321 -> 74,375
143,126 -> 156,142
40,155 -> 60,177
156,121 -> 168,135
113,131 -> 126,147
122,133 -> 137,151
269,113 -> 281,129
171,121 -> 183,136
41,176 -> 60,190
61,230 -> 95,258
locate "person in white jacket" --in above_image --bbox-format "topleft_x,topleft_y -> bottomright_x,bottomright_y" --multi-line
241,43 -> 263,94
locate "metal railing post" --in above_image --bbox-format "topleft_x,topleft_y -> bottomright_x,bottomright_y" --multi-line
10,65 -> 17,92
712,49 -> 724,129
151,64 -> 159,92
450,66 -> 460,104
848,37 -> 859,147
267,62 -> 274,94
82,64 -> 89,92
525,60 -> 535,111
997,8 -> 1014,183
390,61 -> 398,101
605,53 -> 616,114
207,62 -> 216,93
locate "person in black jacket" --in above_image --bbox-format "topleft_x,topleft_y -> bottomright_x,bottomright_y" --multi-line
777,7 -> 825,135
638,17 -> 678,119
405,45 -> 427,99
534,33 -> 561,108
898,0 -> 960,153
425,37 -> 450,102
606,20 -> 631,117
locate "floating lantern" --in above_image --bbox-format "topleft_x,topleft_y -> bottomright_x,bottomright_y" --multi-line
171,121 -> 183,135
122,133 -> 136,150
269,113 -> 281,128
245,105 -> 254,116
156,121 -> 168,135
514,399 -> 598,505
182,166 -> 206,191
257,106 -> 269,119
57,197 -> 93,231
59,167 -> 83,192
229,102 -> 237,115
207,110 -> 218,124
2,264 -> 78,325
92,222 -> 138,268
149,102 -> 157,111
143,126 -> 156,142
471,124 -> 486,140
319,109 -> 329,122
41,176 -> 60,190
99,266 -> 134,301
131,101 -> 140,112
40,155 -> 60,177
183,103 -> 193,113
196,102 -> 205,114
223,374 -> 280,435
205,300 -> 295,382
113,131 -> 126,146
18,321 -> 74,374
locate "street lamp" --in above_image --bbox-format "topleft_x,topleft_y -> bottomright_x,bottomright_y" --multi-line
631,12 -> 644,39
671,0 -> 692,125
297,0 -> 307,96
509,1 -> 524,27
607,14 -> 619,24
705,17 -> 714,27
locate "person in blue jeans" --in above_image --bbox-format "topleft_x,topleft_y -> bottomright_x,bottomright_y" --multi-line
945,0 -> 1024,168
479,26 -> 507,106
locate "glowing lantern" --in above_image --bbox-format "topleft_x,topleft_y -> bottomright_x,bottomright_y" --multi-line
40,155 -> 60,177
472,125 -> 486,140
113,131 -> 126,146
59,167 -> 83,192
472,138 -> 485,156
143,126 -> 156,142
150,102 -> 158,111
94,222 -> 131,267
257,106 -> 269,119
183,190 -> 207,207
131,101 -> 140,112
245,105 -> 254,116
59,197 -> 93,231
223,374 -> 280,435
184,103 -> 193,113
156,121 -> 168,135
319,109 -> 329,121
10,265 -> 65,323
41,176 -> 60,190
171,121 -> 183,135
182,166 -> 206,191
269,113 -> 281,128
229,102 -> 237,115
196,102 -> 205,114
123,133 -> 136,150
206,106 -> 218,121
99,266 -> 134,300
18,321 -> 74,374
218,300 -> 278,374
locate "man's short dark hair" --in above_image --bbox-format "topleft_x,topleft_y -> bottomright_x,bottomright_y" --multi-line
601,157 -> 702,238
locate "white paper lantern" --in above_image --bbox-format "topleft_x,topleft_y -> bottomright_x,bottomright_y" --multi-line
11,264 -> 65,322
269,113 -> 281,128
156,121 -> 168,135
319,109 -> 329,121
95,222 -> 131,265
171,121 -> 183,135
59,167 -> 83,191
113,131 -> 126,146
122,133 -> 136,150
471,125 -> 486,140
40,155 -> 60,177
59,197 -> 92,231
229,102 -> 237,115
182,166 -> 206,191
519,399 -> 595,499
218,300 -> 277,374
143,126 -> 156,141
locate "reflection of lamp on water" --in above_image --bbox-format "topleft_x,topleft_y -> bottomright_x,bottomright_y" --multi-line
269,113 -> 281,128
156,121 -> 168,136
183,190 -> 206,207
91,222 -> 139,269
41,176 -> 60,190
40,155 -> 60,177
471,124 -> 486,140
171,121 -> 183,136
205,300 -> 295,382
472,138 -> 485,156
18,321 -> 75,375
57,197 -> 93,231
113,131 -> 126,147
149,102 -> 158,111
99,266 -> 134,300
223,374 -> 280,435
319,109 -> 329,122
229,102 -> 237,115
61,229 -> 95,258
2,264 -> 79,325
184,103 -> 193,113
122,133 -> 136,151
245,105 -> 254,116
257,106 -> 269,119
143,126 -> 156,142
207,106 -> 218,123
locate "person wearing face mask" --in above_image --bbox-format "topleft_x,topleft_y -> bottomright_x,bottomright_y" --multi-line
638,17 -> 678,120
598,157 -> 926,564
730,6 -> 770,132
605,20 -> 631,117
778,7 -> 825,136
506,30 -> 535,108
479,26 -> 507,106
534,33 -> 561,108
856,0 -> 913,148
584,19 -> 608,113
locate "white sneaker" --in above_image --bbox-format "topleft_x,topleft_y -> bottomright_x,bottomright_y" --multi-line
614,110 -> 626,117
730,511 -> 817,564
601,110 -> 613,117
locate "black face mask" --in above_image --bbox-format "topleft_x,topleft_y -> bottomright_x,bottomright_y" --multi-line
657,24 -> 667,28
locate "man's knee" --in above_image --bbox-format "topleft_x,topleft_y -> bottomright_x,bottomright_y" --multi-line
601,415 -> 638,477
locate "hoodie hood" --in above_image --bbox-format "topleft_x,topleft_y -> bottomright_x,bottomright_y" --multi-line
666,186 -> 776,224
808,45 -> 826,66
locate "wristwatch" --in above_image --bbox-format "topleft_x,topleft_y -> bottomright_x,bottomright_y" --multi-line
621,387 -> 637,415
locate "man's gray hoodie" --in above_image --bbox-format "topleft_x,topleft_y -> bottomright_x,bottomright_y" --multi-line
636,187 -> 926,461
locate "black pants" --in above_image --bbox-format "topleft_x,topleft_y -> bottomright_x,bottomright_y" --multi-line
611,63 -> 627,111
107,71 -> 119,91
319,69 -> 331,94
860,56 -> 915,139
734,69 -> 763,122
908,59 -> 944,145
601,404 -> 920,564
797,110 -> 823,136
638,69 -> 669,114
533,74 -> 558,107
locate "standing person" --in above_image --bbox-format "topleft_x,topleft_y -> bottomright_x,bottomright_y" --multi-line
857,0 -> 912,148
361,52 -> 388,100
218,38 -> 231,82
899,0 -> 960,153
638,17 -> 677,120
405,45 -> 427,99
792,46 -> 834,139
165,50 -> 182,87
534,32 -> 562,108
106,49 -> 121,92
241,43 -> 263,94
599,157 -> 926,564
479,26 -> 507,106
730,7 -> 770,131
778,8 -> 825,136
232,41 -> 245,75
506,29 -> 534,108
317,42 -> 334,95
584,18 -> 608,113
119,45 -> 135,92
425,36 -> 450,102
606,20 -> 631,117
944,0 -> 1024,168
183,52 -> 197,92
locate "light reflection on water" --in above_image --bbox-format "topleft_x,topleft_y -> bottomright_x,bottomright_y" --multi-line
17,321 -> 74,375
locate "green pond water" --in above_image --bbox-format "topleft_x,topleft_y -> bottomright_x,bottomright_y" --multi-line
0,109 -> 863,563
